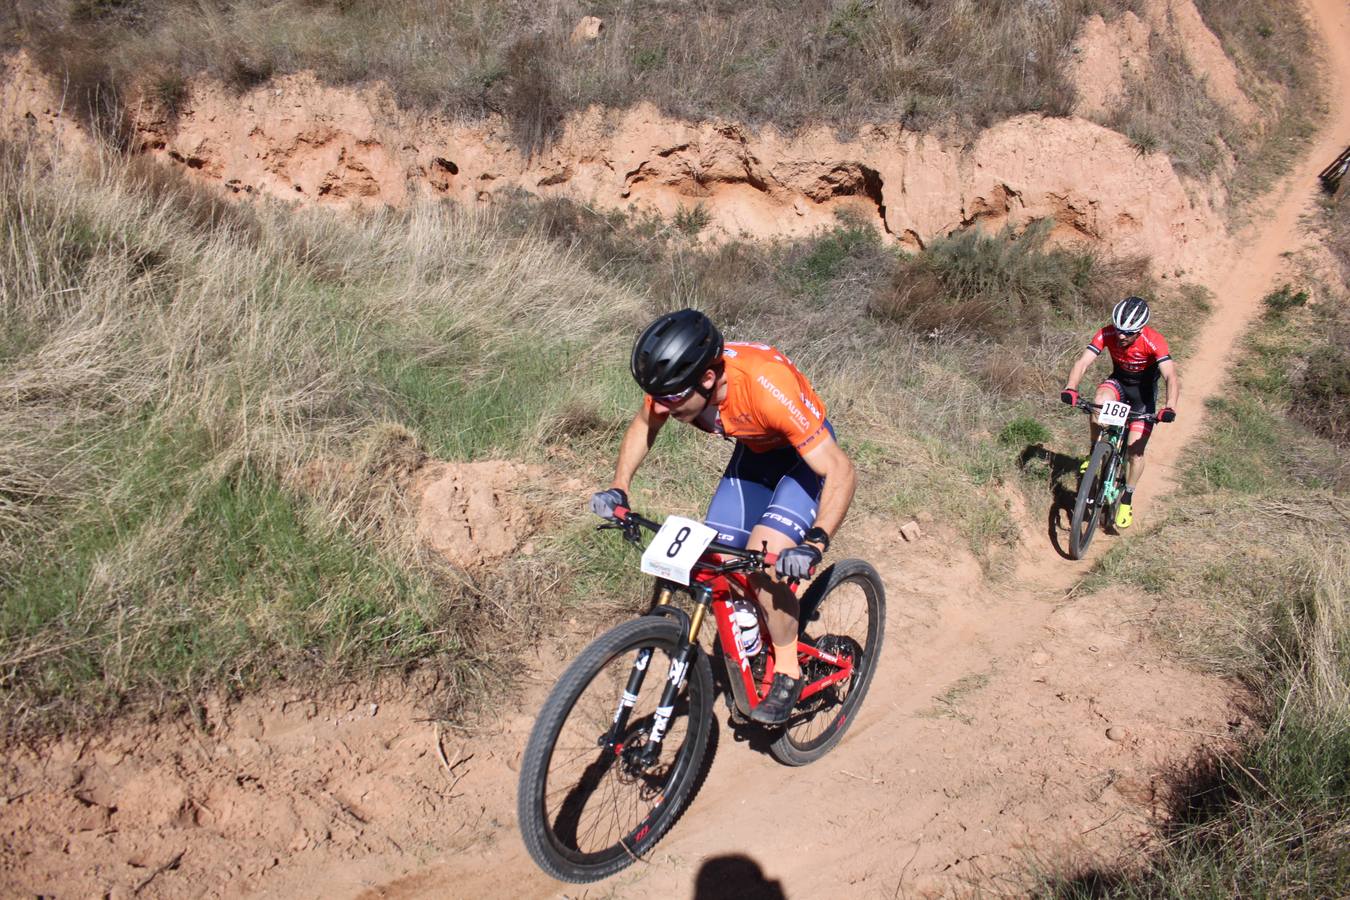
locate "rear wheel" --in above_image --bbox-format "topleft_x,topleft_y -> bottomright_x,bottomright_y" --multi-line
517,616 -> 713,882
1069,440 -> 1113,559
769,559 -> 885,766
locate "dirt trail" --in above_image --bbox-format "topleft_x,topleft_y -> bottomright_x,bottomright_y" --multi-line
3,1 -> 1348,897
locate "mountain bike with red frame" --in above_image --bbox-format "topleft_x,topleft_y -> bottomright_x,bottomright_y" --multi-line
516,506 -> 885,883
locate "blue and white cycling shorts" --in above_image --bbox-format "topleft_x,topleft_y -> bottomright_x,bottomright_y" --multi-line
705,421 -> 834,549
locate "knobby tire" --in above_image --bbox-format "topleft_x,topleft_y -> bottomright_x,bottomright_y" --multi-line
1069,440 -> 1113,559
517,616 -> 712,883
770,559 -> 886,766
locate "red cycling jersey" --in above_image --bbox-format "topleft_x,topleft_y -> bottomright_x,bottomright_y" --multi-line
1087,325 -> 1171,383
645,342 -> 830,454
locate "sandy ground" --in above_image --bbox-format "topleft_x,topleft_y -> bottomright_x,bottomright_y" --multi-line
3,0 -> 1349,896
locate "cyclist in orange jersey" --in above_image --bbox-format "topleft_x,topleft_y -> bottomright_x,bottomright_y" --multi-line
589,309 -> 857,725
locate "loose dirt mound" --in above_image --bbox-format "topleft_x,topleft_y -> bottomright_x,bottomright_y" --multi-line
0,686 -> 523,899
413,460 -> 541,569
1068,1 -> 1258,124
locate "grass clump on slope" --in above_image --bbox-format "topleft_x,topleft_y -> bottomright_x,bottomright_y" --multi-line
0,137 -> 640,735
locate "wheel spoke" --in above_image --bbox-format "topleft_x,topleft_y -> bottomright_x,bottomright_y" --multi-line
521,619 -> 709,877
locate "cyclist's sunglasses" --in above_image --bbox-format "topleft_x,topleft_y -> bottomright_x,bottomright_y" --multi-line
650,385 -> 696,406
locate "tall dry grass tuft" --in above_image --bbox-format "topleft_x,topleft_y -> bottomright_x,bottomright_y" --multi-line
0,135 -> 643,734
6,0 -> 1132,145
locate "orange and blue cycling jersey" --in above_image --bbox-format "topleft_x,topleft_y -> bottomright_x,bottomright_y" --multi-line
644,342 -> 830,455
645,342 -> 833,548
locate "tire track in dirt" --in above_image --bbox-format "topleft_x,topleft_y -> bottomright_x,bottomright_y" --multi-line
3,2 -> 1347,897
331,0 -> 1350,891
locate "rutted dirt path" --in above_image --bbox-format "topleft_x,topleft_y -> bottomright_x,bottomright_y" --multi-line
3,1 -> 1348,897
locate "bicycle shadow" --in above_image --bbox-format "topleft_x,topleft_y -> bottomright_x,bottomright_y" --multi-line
1018,443 -> 1085,560
692,854 -> 787,899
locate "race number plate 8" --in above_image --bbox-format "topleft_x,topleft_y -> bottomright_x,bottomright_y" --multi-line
640,516 -> 718,586
1097,400 -> 1131,427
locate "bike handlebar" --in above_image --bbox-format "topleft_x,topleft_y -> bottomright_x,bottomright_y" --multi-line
602,506 -> 779,575
1073,399 -> 1157,423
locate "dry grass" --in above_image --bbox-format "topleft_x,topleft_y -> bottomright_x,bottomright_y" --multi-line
0,135 -> 644,735
1053,284 -> 1350,898
4,0 -> 1131,144
1102,29 -> 1239,178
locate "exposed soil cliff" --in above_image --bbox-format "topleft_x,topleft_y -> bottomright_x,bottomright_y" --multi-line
3,0 -> 1246,283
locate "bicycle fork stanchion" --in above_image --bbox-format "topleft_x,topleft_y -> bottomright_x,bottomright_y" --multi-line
601,585 -> 677,752
636,585 -> 711,767
599,584 -> 708,767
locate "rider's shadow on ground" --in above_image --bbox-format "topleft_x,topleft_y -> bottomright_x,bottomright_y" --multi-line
692,853 -> 787,899
1018,443 -> 1083,560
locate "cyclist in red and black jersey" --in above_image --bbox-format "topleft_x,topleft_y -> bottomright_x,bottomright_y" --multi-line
1060,296 -> 1180,529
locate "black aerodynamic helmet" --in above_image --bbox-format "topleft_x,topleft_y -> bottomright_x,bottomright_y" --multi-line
1112,295 -> 1151,333
630,308 -> 724,396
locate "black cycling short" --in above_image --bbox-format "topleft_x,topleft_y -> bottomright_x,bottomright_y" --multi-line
1098,369 -> 1158,438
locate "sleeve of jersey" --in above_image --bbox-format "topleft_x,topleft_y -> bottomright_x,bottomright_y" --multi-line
1087,329 -> 1105,354
753,368 -> 829,454
1152,331 -> 1173,363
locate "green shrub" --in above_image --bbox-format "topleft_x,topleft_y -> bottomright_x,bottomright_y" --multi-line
673,202 -> 711,236
1262,282 -> 1309,316
998,417 -> 1051,447
869,219 -> 1136,337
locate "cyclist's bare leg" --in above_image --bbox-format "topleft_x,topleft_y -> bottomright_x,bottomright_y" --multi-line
746,524 -> 802,680
1088,386 -> 1113,452
1124,430 -> 1148,487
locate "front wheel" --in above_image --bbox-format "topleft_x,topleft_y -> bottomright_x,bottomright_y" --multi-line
770,559 -> 886,766
1069,440 -> 1113,559
516,616 -> 713,883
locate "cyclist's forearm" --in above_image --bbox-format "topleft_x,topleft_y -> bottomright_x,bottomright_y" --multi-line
1065,357 -> 1092,390
1165,371 -> 1180,408
812,458 -> 856,539
611,412 -> 660,492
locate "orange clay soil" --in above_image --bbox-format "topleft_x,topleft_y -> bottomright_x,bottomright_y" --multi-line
3,0 -> 1349,895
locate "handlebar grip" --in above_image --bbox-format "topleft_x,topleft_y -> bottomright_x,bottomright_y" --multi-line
613,505 -> 630,520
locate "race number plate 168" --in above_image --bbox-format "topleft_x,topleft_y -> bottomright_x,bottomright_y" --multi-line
640,516 -> 718,586
1096,400 -> 1132,427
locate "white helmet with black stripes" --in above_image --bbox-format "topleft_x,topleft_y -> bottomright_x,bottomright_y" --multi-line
1112,296 -> 1150,333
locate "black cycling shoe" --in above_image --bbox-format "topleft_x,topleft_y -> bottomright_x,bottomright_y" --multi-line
750,673 -> 804,726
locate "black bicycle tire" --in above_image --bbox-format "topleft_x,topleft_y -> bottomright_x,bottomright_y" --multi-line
769,559 -> 886,766
516,616 -> 713,883
1069,440 -> 1113,559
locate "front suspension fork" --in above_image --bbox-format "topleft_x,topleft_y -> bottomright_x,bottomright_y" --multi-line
601,583 -> 711,764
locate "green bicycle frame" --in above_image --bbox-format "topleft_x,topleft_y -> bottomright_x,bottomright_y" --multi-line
1097,424 -> 1129,506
